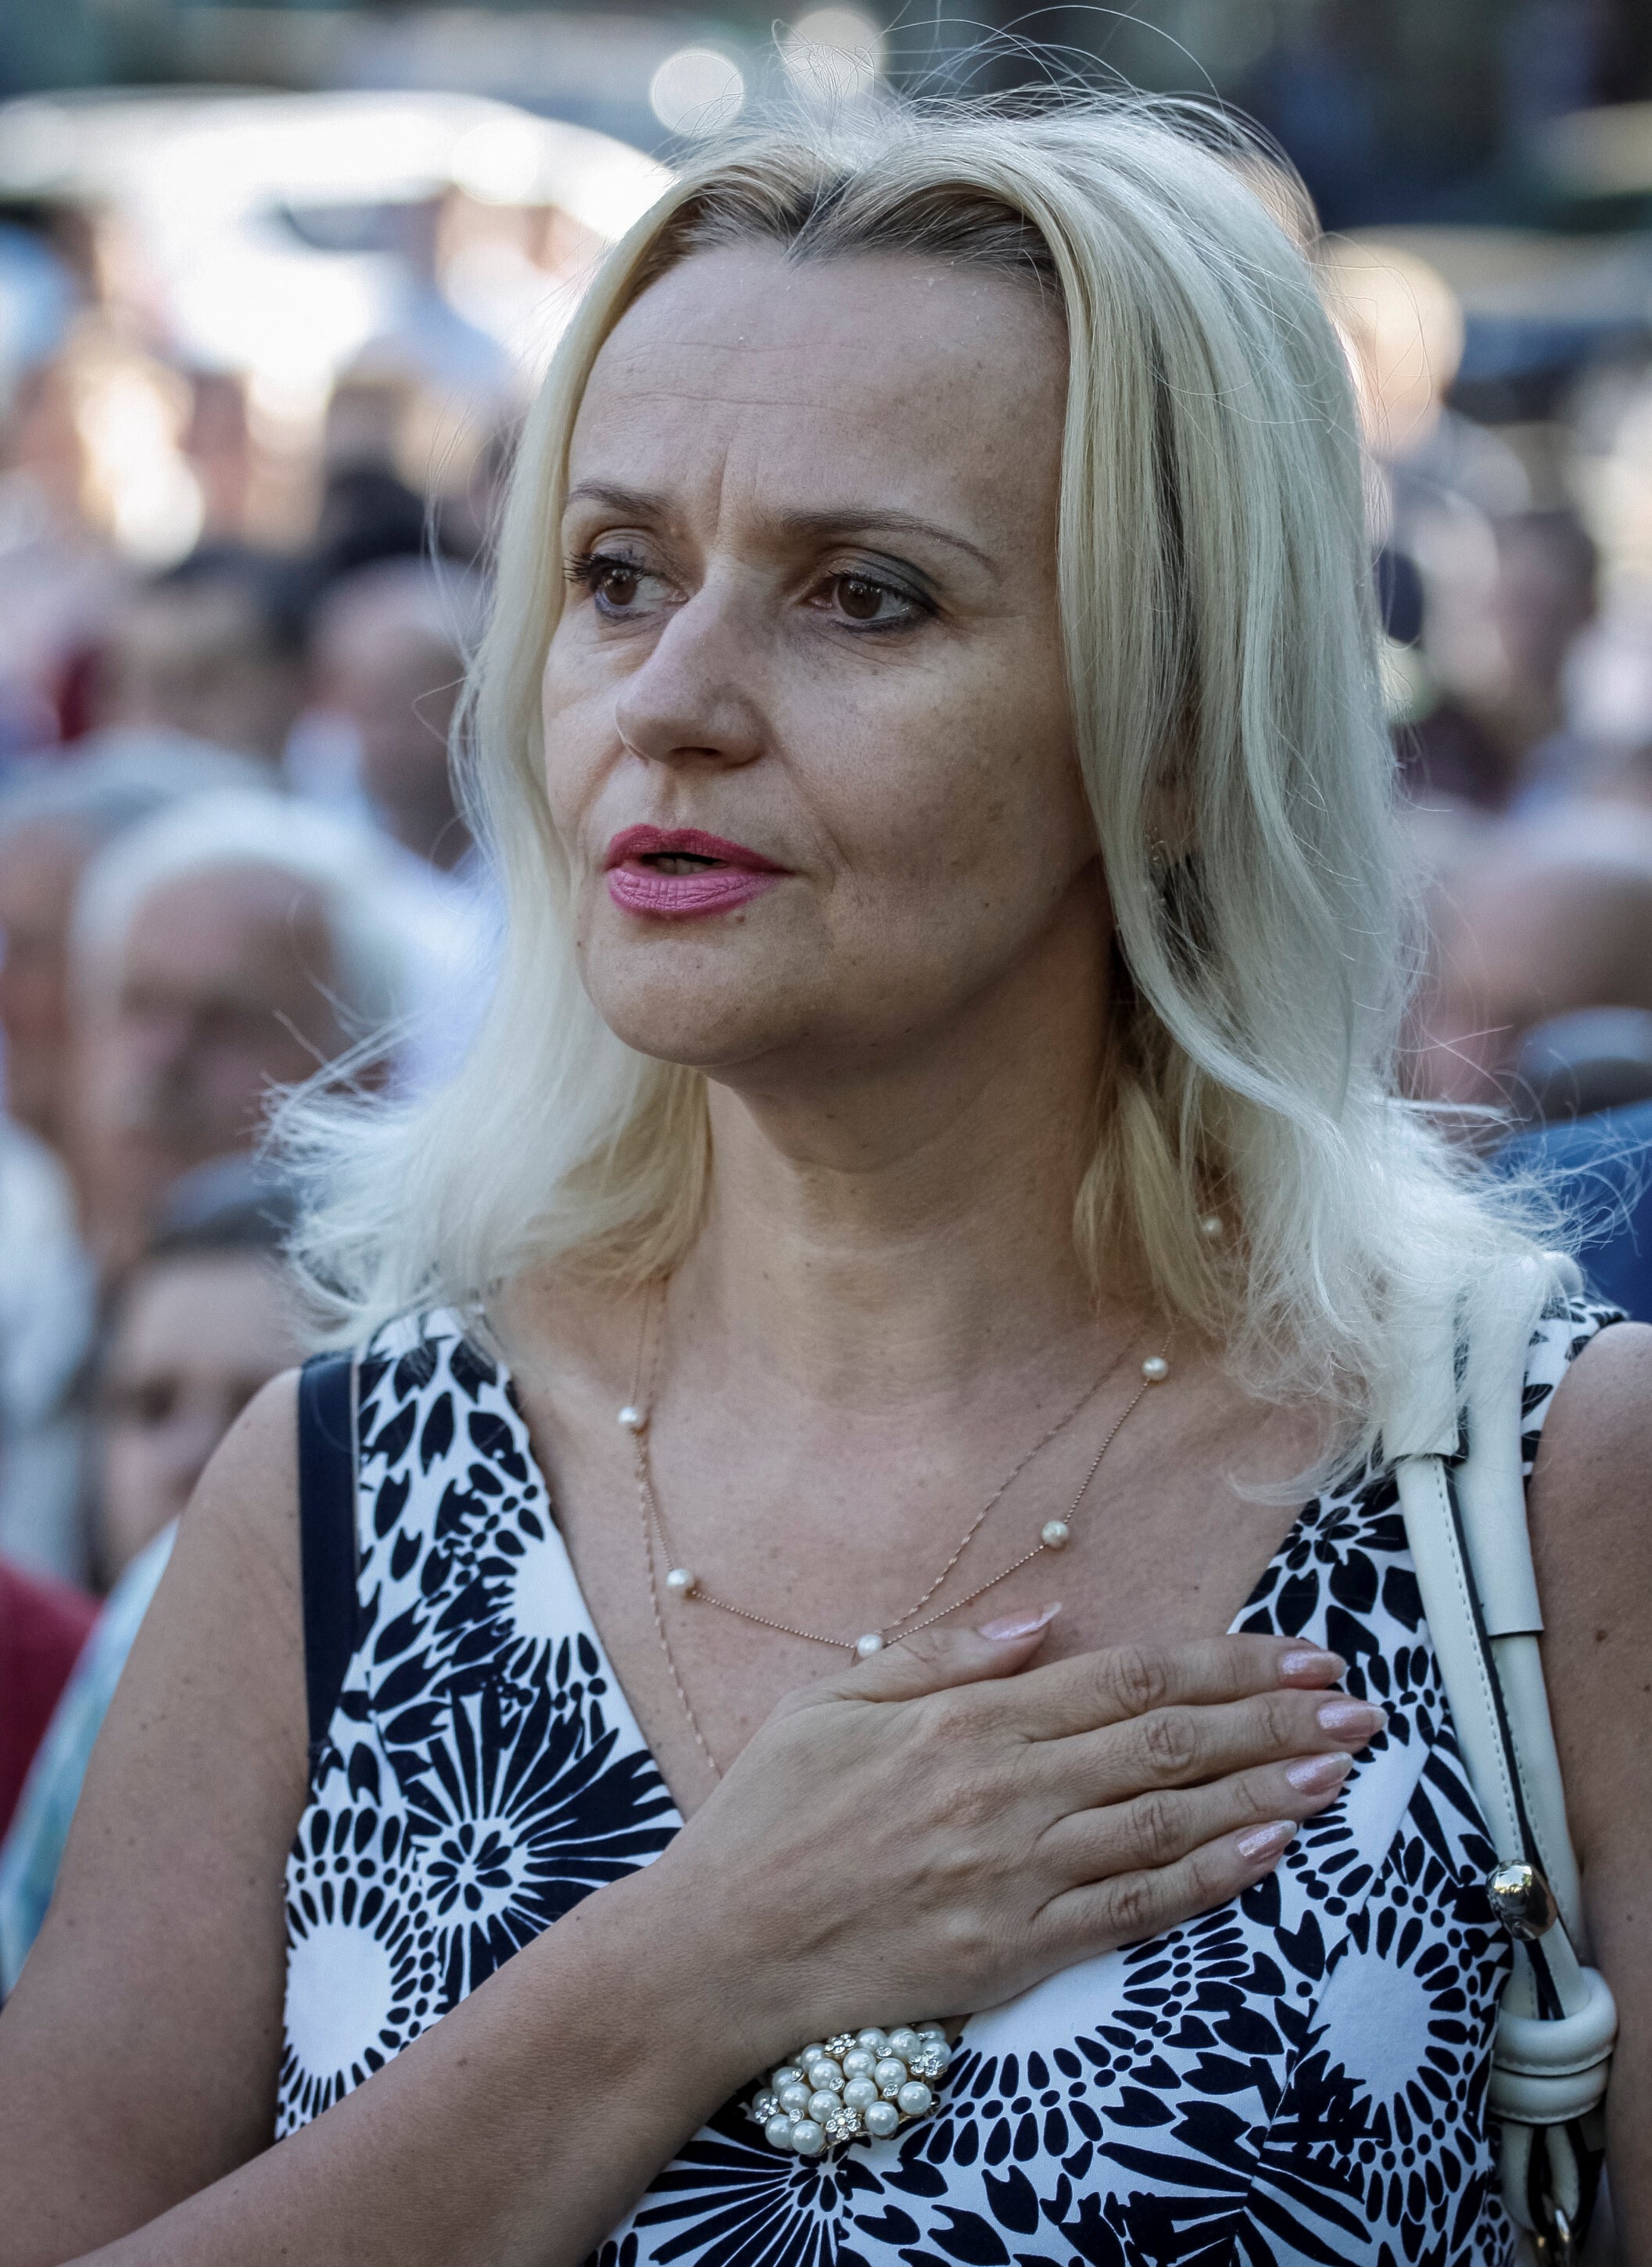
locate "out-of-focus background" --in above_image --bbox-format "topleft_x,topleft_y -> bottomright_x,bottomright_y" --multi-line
2,0 -> 1652,1978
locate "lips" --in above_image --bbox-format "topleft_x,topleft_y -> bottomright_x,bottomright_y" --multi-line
604,824 -> 787,920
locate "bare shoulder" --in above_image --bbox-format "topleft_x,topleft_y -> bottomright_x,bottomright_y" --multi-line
171,1361 -> 305,1616
1526,1321 -> 1652,2227
1528,1316 -> 1652,1555
1525,1318 -> 1652,1867
0,1369 -> 311,2255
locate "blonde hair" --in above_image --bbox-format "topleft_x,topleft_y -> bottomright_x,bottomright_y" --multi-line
283,93 -> 1563,1451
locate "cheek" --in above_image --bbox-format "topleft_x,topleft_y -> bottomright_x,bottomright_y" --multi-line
540,641 -> 613,834
809,677 -> 1090,924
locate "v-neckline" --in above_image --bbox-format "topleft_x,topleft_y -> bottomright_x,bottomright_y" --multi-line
469,1322 -> 1340,1824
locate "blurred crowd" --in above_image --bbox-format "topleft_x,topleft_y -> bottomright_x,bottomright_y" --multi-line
2,88 -> 1652,1999
0,128 -> 522,1982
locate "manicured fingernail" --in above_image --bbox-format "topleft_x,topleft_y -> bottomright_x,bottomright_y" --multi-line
977,1602 -> 1063,1641
1277,1648 -> 1346,1684
1317,1698 -> 1386,1739
1236,1820 -> 1295,1863
1285,1751 -> 1354,1793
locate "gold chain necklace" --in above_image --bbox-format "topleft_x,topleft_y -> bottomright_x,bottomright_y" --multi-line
622,1282 -> 1171,1777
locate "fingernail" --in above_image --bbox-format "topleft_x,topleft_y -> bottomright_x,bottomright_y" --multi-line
977,1602 -> 1063,1642
1236,1820 -> 1295,1863
1317,1698 -> 1386,1740
1285,1751 -> 1354,1793
1277,1648 -> 1346,1684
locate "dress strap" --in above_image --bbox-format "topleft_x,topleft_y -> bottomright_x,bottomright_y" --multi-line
297,1353 -> 360,1756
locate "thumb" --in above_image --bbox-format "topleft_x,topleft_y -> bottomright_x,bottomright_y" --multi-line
824,1602 -> 1063,1704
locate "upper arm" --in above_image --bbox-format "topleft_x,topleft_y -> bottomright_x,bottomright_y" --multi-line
0,1369 -> 310,2265
1527,1318 -> 1652,2246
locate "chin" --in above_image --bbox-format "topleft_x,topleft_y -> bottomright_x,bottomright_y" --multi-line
577,912 -> 820,1070
586,967 -> 810,1073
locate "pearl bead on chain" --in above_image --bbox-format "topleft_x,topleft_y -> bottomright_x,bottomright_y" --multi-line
627,1338 -> 1173,1641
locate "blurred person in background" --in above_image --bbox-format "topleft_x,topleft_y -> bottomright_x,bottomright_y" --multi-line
0,1171 -> 300,1996
89,1164 -> 303,1589
0,738 -> 263,1160
1483,512 -> 1600,787
1317,239 -> 1604,822
0,737 -> 262,1578
0,251 -> 127,760
305,558 -> 487,874
85,545 -> 310,769
1410,801 -> 1652,1110
65,789 -> 415,1282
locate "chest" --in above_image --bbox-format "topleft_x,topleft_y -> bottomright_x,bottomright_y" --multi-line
523,1382 -> 1313,1812
279,1329 -> 1516,2262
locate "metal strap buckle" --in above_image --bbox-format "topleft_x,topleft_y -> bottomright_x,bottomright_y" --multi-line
1487,1860 -> 1558,1941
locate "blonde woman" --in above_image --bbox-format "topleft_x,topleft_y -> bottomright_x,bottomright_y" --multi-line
1,99 -> 1647,2267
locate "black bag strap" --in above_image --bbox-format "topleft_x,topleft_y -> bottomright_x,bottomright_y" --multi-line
297,1352 -> 360,1756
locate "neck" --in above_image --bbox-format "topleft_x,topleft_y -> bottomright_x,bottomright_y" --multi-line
672,882 -> 1134,1409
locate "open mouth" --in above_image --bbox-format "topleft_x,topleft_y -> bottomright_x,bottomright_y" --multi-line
604,824 -> 788,920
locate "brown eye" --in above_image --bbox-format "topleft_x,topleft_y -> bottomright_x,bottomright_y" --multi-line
837,576 -> 887,622
596,562 -> 640,608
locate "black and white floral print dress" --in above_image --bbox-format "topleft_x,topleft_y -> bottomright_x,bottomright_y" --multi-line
277,1299 -> 1614,2265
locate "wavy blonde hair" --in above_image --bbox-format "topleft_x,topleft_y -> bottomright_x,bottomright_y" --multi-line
283,93 -> 1562,1448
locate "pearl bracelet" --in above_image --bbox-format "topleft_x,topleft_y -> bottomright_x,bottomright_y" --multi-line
747,2024 -> 953,2156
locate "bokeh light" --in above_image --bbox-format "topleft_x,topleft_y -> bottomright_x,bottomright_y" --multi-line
649,48 -> 746,140
450,114 -> 548,206
781,9 -> 885,102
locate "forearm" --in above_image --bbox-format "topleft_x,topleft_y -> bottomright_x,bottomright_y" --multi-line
20,1867 -> 751,2267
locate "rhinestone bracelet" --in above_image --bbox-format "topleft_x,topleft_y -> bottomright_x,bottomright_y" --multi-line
747,2024 -> 953,2157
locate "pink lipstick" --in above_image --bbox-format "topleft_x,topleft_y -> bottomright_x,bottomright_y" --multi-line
604,825 -> 787,919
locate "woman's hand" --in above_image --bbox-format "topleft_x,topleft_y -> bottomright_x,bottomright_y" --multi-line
648,1610 -> 1378,2074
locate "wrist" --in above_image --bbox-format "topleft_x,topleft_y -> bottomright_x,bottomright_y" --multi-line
555,1859 -> 776,2105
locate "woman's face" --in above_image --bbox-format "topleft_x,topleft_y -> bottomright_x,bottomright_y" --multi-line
542,243 -> 1098,1083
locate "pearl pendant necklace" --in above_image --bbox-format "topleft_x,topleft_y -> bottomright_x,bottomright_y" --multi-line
625,1287 -> 1174,1774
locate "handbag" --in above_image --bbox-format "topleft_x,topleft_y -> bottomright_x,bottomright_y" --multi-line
1386,1256 -> 1618,2265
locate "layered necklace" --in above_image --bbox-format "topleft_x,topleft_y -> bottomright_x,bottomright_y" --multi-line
620,1282 -> 1172,1777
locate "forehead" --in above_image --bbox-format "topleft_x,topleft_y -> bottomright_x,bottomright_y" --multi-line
120,865 -> 332,992
112,1250 -> 290,1371
571,245 -> 1066,525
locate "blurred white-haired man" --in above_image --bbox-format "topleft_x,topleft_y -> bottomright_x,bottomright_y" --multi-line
0,734 -> 265,1578
0,731 -> 265,1160
66,788 -> 432,1280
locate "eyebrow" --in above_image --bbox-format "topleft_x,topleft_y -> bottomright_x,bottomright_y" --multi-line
561,482 -> 998,575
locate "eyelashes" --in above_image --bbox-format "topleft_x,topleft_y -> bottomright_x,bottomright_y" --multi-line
564,547 -> 936,633
564,547 -> 648,601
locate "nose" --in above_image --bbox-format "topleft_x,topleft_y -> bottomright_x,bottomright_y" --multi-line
611,583 -> 768,773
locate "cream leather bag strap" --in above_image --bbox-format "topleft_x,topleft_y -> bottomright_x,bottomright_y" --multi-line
1385,1256 -> 1616,2266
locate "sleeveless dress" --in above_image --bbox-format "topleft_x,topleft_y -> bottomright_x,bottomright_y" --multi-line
276,1297 -> 1615,2266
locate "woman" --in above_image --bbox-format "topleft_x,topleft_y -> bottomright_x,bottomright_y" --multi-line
1,98 -> 1647,2266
